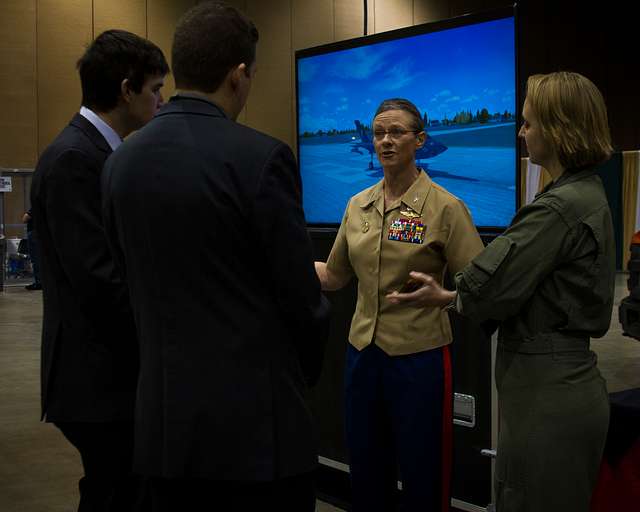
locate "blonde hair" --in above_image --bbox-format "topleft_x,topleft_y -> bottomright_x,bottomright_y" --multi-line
525,71 -> 613,170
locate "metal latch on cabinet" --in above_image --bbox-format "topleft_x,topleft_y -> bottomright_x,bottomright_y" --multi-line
453,393 -> 476,428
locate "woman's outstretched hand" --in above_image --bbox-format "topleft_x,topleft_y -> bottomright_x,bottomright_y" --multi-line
386,271 -> 456,308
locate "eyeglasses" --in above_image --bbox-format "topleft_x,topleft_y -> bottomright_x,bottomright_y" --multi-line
372,128 -> 420,141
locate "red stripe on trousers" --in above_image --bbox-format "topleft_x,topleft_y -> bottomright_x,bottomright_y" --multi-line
441,345 -> 453,512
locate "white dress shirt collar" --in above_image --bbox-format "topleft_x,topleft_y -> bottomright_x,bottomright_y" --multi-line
79,106 -> 122,151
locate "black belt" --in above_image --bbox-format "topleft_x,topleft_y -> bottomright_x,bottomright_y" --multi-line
498,333 -> 590,354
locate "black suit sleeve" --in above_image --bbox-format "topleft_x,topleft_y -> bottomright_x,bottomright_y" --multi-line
253,143 -> 330,386
44,148 -> 131,332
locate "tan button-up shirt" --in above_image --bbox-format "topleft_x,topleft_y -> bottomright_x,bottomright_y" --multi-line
326,170 -> 483,355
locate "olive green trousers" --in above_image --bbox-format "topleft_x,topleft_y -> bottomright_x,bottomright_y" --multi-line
494,334 -> 609,512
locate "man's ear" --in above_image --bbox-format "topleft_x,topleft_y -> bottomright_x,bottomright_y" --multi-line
415,130 -> 426,149
229,63 -> 248,90
120,78 -> 133,104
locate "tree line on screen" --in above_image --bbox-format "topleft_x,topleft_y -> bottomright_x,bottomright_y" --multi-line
300,108 -> 514,138
443,108 -> 513,126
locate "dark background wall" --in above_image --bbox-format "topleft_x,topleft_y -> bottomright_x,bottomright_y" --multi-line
515,0 -> 638,152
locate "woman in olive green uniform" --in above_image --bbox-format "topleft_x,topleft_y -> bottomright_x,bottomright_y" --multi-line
389,72 -> 614,512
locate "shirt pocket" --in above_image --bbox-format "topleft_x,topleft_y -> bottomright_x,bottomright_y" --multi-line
464,236 -> 514,292
406,229 -> 446,275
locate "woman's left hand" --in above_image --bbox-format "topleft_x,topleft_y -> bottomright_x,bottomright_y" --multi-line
386,271 -> 455,308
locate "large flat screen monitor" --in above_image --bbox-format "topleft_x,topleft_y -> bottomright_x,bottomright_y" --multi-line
295,7 -> 518,230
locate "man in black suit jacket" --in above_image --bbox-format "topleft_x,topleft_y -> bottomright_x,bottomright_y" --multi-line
101,3 -> 330,511
30,30 -> 168,511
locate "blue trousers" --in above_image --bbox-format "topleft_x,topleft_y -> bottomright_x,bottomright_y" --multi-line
345,343 -> 452,512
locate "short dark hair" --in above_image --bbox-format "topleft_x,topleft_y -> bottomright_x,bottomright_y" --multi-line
77,29 -> 169,112
172,1 -> 259,93
373,98 -> 424,131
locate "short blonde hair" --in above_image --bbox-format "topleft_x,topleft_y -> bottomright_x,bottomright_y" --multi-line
525,71 -> 613,170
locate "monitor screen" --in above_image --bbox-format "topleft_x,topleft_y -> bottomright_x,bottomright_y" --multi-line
296,9 -> 517,229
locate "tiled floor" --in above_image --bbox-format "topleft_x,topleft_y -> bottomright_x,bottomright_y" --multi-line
1,274 -> 639,512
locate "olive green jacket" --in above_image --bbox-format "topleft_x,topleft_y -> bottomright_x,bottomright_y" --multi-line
456,168 -> 615,341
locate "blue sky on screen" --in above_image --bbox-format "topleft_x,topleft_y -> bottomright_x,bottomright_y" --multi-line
297,17 -> 515,133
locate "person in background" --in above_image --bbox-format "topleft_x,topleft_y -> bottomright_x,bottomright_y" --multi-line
30,29 -> 168,511
315,98 -> 484,512
390,71 -> 615,512
101,3 -> 330,511
22,208 -> 41,290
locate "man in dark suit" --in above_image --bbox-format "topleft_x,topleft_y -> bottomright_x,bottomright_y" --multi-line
101,3 -> 330,511
30,30 -> 169,511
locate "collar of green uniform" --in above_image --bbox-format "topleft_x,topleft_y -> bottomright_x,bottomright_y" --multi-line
538,167 -> 598,196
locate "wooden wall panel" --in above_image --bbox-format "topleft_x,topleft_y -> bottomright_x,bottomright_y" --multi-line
449,0 -> 503,17
366,0 -> 375,35
0,0 -> 37,168
247,0 -> 291,76
413,0 -> 450,24
374,0 -> 413,33
248,58 -> 292,146
147,0 -> 197,98
245,0 -> 293,147
94,0 -> 147,37
335,0 -> 366,41
37,0 -> 92,154
292,0 -> 334,51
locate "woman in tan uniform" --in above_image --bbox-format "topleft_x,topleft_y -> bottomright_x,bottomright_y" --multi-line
315,98 -> 483,512
390,72 -> 615,512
